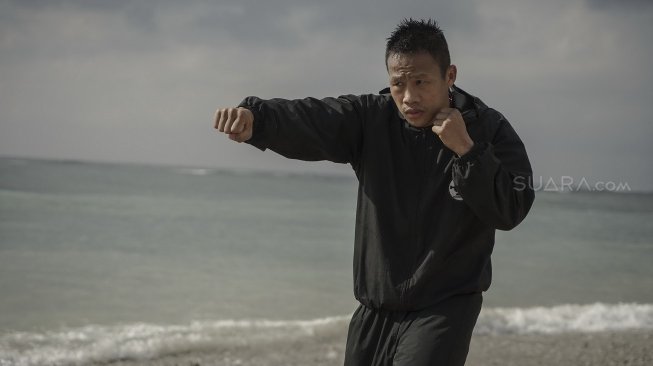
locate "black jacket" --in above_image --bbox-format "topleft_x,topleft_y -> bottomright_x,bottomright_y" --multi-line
239,85 -> 534,311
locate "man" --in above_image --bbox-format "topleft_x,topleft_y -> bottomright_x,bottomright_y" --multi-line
214,18 -> 534,366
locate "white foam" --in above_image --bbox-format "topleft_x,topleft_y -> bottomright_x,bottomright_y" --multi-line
0,316 -> 350,366
176,168 -> 213,176
2,304 -> 653,365
475,302 -> 653,335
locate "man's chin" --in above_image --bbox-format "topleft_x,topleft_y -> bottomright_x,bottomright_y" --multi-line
404,117 -> 432,128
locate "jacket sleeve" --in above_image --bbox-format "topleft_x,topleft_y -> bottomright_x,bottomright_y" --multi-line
238,95 -> 365,165
452,110 -> 535,231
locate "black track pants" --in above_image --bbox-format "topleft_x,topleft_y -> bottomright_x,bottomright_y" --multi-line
343,293 -> 482,366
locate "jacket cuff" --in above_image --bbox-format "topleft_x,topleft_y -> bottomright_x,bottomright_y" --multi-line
237,100 -> 267,151
455,141 -> 488,164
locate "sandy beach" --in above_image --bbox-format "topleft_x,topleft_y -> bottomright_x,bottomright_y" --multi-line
467,331 -> 653,366
100,327 -> 652,366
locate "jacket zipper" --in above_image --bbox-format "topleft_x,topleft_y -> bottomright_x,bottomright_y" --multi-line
400,130 -> 428,306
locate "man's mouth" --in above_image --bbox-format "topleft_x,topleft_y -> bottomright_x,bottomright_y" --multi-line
404,108 -> 424,118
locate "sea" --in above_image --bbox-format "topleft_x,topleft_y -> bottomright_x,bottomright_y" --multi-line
1,157 -> 652,365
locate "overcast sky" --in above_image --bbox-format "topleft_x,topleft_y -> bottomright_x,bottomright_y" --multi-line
1,0 -> 652,191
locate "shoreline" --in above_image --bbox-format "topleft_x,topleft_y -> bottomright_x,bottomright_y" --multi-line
96,330 -> 652,366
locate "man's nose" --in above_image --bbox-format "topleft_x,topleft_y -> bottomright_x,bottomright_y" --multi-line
403,85 -> 419,105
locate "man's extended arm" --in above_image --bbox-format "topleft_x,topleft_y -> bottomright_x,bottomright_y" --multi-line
214,95 -> 366,165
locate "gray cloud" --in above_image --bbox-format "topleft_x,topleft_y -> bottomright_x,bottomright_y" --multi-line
0,0 -> 651,190
585,0 -> 653,10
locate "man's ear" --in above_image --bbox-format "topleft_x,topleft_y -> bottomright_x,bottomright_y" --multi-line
446,65 -> 457,87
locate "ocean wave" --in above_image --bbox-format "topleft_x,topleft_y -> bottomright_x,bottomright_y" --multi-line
0,317 -> 350,366
475,302 -> 653,335
1,303 -> 652,366
175,168 -> 215,176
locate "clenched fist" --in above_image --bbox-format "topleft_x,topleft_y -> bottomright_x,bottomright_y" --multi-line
214,107 -> 254,143
431,108 -> 474,157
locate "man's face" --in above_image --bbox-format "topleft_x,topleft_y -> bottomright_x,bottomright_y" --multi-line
387,51 -> 456,128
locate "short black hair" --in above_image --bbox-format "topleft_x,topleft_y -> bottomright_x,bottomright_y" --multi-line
385,18 -> 451,77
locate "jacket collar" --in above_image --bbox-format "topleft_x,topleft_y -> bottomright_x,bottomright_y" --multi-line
378,84 -> 480,129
